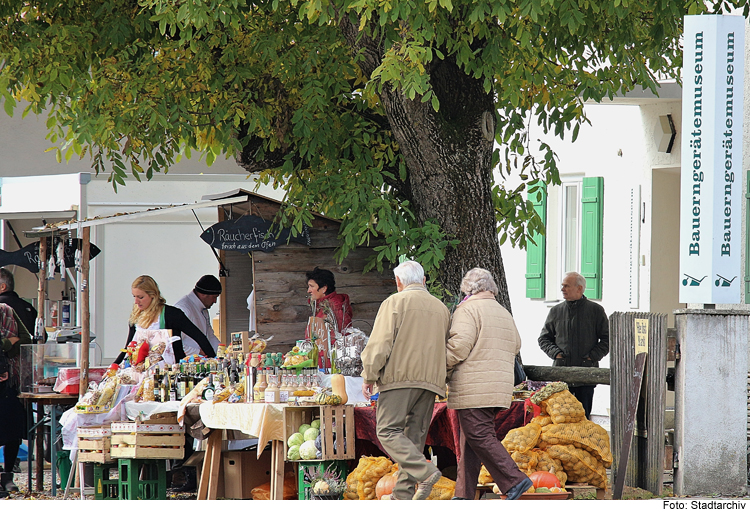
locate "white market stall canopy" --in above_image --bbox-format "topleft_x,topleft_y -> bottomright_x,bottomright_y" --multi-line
23,194 -> 249,394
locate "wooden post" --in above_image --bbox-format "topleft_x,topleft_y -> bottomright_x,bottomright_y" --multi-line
612,318 -> 650,500
36,237 -> 46,343
79,227 -> 91,395
610,312 -> 666,496
34,238 -> 46,491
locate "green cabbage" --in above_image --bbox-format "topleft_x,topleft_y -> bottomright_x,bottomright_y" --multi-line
310,419 -> 321,430
299,424 -> 312,435
287,432 -> 304,447
299,440 -> 319,460
303,427 -> 319,442
287,445 -> 301,460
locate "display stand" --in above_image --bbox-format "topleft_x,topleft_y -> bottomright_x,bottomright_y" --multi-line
19,392 -> 78,496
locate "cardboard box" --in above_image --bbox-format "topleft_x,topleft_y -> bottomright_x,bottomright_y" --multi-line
223,449 -> 295,499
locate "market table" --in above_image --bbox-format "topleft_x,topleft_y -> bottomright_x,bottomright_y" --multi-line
19,392 -> 79,496
353,400 -> 526,463
192,402 -> 288,500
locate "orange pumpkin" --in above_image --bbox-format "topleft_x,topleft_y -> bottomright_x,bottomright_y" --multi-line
376,466 -> 399,499
529,471 -> 561,489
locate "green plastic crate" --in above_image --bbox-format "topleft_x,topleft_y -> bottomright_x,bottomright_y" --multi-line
118,459 -> 167,500
93,462 -> 119,500
297,460 -> 348,500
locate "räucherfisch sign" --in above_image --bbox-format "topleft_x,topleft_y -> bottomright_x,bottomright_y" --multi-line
200,215 -> 311,253
0,239 -> 101,273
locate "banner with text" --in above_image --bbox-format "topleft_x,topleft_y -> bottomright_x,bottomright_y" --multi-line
679,15 -> 744,304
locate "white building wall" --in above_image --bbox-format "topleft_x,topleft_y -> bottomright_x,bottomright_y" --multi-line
499,103 -> 677,417
0,105 -> 283,363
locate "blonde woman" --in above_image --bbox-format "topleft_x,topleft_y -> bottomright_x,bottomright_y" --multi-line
110,275 -> 215,368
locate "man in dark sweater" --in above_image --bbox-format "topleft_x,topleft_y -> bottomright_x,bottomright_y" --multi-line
538,271 -> 609,419
0,268 -> 37,335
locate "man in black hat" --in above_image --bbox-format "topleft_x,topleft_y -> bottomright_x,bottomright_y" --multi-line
174,275 -> 222,358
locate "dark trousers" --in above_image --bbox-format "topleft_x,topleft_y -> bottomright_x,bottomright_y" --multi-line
569,385 -> 595,419
2,439 -> 20,473
455,407 -> 528,499
376,388 -> 437,500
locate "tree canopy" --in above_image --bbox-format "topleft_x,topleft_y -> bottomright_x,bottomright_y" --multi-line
2,0 -> 747,305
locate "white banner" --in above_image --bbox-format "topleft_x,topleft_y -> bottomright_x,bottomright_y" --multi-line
679,15 -> 744,304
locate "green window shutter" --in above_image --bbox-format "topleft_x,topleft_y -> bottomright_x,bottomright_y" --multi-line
745,171 -> 750,302
525,186 -> 547,299
581,176 -> 604,299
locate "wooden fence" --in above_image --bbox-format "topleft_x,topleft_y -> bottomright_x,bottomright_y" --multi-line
609,311 -> 668,496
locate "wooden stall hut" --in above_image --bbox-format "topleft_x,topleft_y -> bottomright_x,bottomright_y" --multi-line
201,189 -> 396,353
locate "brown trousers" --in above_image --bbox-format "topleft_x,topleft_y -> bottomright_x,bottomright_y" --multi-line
376,388 -> 438,499
455,407 -> 528,499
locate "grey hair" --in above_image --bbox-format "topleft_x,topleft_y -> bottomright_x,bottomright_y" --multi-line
460,268 -> 498,296
0,268 -> 14,291
393,260 -> 424,287
565,271 -> 586,290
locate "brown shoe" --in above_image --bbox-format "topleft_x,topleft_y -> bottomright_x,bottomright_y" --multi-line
412,469 -> 441,500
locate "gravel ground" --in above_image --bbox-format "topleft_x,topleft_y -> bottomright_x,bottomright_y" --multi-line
0,462 -> 197,500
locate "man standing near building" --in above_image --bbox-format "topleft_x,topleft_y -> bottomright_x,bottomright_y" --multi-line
538,271 -> 609,419
361,260 -> 450,500
174,275 -> 222,357
0,268 -> 37,334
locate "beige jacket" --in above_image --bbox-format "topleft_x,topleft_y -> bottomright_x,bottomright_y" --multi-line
361,284 -> 450,397
446,291 -> 521,410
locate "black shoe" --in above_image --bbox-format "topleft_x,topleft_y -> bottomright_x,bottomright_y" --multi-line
505,477 -> 533,500
0,472 -> 19,493
12,459 -> 21,473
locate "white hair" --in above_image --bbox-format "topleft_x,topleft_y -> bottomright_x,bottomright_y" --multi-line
393,260 -> 424,287
460,268 -> 498,296
565,271 -> 586,290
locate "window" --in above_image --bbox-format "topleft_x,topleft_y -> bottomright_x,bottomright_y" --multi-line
560,179 -> 582,280
526,176 -> 604,300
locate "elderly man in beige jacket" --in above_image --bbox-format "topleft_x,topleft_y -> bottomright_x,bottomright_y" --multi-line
446,268 -> 532,500
361,260 -> 450,500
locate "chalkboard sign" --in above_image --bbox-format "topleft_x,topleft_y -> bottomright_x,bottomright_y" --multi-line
0,239 -> 101,273
200,215 -> 311,253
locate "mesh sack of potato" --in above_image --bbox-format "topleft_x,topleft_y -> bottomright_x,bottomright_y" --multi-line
427,476 -> 455,500
539,419 -> 613,467
540,390 -> 586,424
546,444 -> 608,489
344,456 -> 393,500
501,422 -> 542,454
534,449 -> 567,486
510,448 -> 540,473
478,465 -> 493,485
530,381 -> 569,405
530,413 -> 554,427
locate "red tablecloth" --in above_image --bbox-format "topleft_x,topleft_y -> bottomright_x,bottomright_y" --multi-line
354,400 -> 525,463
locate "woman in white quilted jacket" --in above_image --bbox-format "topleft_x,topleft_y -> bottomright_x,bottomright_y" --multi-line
446,268 -> 532,500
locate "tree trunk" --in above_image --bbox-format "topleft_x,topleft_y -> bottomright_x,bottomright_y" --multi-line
338,19 -> 512,311
381,65 -> 511,310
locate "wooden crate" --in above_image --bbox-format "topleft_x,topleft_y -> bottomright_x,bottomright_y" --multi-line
110,421 -> 185,459
282,405 -> 355,461
319,405 -> 355,460
283,406 -> 320,461
77,426 -> 112,463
